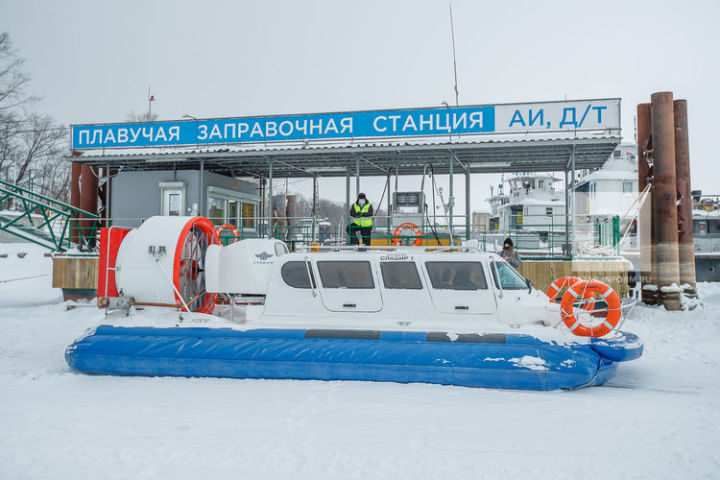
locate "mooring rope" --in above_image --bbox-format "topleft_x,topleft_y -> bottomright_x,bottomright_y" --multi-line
0,273 -> 50,284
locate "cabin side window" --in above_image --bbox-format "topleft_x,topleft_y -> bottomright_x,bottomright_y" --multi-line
492,262 -> 528,290
281,261 -> 316,289
274,242 -> 289,256
380,262 -> 423,289
317,261 -> 375,289
425,262 -> 488,290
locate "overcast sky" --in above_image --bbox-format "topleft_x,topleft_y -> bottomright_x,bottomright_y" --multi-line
3,0 -> 719,212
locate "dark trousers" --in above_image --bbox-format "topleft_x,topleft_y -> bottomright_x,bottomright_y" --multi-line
348,225 -> 372,246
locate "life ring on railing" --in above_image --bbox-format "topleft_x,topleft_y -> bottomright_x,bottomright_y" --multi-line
546,276 -> 582,302
392,223 -> 423,246
215,223 -> 240,243
560,280 -> 622,337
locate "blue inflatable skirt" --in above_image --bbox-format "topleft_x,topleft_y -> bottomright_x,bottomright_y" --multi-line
65,326 -> 643,391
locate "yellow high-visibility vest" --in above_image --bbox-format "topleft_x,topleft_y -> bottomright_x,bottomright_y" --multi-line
352,202 -> 372,227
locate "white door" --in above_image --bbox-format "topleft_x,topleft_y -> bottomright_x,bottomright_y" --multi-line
162,188 -> 185,216
423,261 -> 497,314
315,260 -> 383,313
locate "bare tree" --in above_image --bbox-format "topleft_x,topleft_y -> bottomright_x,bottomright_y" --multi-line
0,32 -> 69,208
0,32 -> 35,111
126,110 -> 159,122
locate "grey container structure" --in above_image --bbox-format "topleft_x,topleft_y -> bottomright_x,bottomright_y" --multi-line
110,169 -> 260,229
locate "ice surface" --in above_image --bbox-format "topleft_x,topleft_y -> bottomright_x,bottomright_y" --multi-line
1,245 -> 719,479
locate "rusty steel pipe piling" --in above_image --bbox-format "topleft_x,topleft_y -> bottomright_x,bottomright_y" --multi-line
650,92 -> 681,310
637,103 -> 656,304
674,99 -> 696,296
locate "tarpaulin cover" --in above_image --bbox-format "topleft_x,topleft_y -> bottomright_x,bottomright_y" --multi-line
65,326 -> 643,391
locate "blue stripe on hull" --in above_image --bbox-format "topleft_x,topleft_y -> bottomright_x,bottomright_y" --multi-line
66,326 -> 635,391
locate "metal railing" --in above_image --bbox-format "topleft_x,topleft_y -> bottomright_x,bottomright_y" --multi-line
0,179 -> 101,251
478,213 -> 623,258
211,214 -> 466,249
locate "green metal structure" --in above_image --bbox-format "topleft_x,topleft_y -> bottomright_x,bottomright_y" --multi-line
0,179 -> 101,251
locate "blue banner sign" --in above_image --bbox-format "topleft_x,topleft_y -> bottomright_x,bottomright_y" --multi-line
71,99 -> 620,150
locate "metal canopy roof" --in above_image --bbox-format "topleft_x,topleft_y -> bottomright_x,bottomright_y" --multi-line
68,135 -> 621,179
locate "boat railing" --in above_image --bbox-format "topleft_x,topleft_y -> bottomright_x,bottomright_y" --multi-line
480,213 -> 626,258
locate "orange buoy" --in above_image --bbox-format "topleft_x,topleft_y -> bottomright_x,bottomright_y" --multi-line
392,223 -> 423,246
560,280 -> 622,337
546,276 -> 582,302
215,223 -> 240,243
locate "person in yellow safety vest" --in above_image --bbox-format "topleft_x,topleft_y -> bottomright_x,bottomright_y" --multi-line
348,192 -> 373,246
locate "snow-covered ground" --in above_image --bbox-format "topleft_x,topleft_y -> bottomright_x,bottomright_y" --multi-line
1,243 -> 719,479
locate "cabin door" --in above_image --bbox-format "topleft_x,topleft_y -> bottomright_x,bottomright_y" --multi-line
314,260 -> 383,313
422,261 -> 497,315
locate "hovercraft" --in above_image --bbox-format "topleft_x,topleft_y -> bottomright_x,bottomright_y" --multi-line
66,216 -> 643,391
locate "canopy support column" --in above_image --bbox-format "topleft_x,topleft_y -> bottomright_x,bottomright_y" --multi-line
386,172 -> 391,239
570,142 -> 576,253
312,174 -> 318,218
267,157 -> 273,237
564,168 -> 570,257
199,159 -> 205,217
345,167 -> 351,243
465,168 -> 470,240
449,152 -> 454,235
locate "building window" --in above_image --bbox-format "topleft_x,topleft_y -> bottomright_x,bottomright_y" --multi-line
317,261 -> 375,289
242,202 -> 256,228
425,262 -> 488,290
207,193 -> 258,229
208,197 -> 226,226
380,262 -> 423,289
613,150 -> 621,158
228,200 -> 238,224
623,181 -> 633,193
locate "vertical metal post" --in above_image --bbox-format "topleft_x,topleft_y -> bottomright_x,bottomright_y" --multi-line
448,152 -> 454,234
199,159 -> 205,217
355,156 -> 361,196
564,168 -> 569,257
570,142 -> 576,252
259,175 -> 265,221
465,168 -> 470,240
267,158 -> 273,237
345,167 -> 351,242
105,162 -> 110,227
312,174 -> 318,218
386,173 -> 391,243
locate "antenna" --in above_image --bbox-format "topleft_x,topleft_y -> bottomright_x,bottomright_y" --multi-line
633,115 -> 637,143
449,2 -> 459,107
147,86 -> 155,121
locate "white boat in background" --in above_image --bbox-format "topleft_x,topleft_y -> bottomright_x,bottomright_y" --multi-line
485,173 -> 566,254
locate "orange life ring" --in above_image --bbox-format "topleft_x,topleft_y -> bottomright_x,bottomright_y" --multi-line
392,223 -> 423,246
215,223 -> 240,243
560,280 -> 622,337
546,276 -> 582,302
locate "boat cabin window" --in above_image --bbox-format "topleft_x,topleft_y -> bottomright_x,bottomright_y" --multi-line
425,262 -> 488,290
317,261 -> 375,289
281,261 -> 316,289
492,261 -> 528,290
380,262 -> 423,289
275,243 -> 289,256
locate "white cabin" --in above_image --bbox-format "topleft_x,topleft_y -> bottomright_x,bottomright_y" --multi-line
575,143 -> 638,216
211,248 -> 557,332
